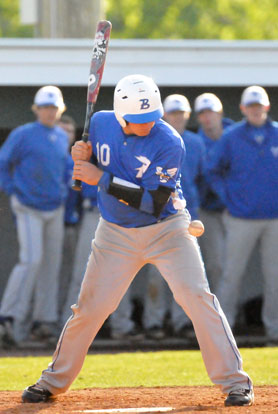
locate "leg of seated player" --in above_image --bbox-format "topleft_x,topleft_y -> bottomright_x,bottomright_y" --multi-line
142,264 -> 168,336
216,214 -> 261,328
61,208 -> 100,326
0,198 -> 44,342
198,209 -> 225,293
33,205 -> 64,325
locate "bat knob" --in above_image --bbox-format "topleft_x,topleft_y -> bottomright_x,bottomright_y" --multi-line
72,181 -> 82,191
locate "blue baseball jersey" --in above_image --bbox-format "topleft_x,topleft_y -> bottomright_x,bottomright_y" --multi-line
198,118 -> 234,211
89,111 -> 186,228
0,121 -> 68,211
180,130 -> 206,219
206,119 -> 278,219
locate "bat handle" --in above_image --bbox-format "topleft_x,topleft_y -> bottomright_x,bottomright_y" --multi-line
72,132 -> 89,191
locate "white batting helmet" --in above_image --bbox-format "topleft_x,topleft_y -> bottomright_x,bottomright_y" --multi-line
114,74 -> 164,127
34,85 -> 66,112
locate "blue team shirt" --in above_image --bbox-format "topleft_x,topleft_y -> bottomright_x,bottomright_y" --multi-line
0,121 -> 68,211
198,117 -> 234,211
64,155 -> 81,224
180,130 -> 206,219
89,111 -> 186,228
206,119 -> 278,219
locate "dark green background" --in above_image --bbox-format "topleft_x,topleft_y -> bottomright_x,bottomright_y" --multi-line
1,85 -> 278,142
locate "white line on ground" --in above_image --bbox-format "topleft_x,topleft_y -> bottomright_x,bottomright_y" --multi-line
75,407 -> 174,413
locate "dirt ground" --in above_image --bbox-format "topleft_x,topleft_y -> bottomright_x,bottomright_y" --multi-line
0,386 -> 278,414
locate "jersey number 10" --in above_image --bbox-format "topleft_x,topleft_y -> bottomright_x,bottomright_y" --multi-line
96,142 -> 110,166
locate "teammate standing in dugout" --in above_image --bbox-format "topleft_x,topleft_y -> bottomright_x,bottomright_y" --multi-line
22,74 -> 254,407
0,86 -> 68,345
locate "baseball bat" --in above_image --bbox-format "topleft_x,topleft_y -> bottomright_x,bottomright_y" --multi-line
72,20 -> 112,191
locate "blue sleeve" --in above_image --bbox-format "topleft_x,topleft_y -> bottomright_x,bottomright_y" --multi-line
0,128 -> 23,194
81,182 -> 98,201
204,134 -> 230,205
98,171 -> 110,189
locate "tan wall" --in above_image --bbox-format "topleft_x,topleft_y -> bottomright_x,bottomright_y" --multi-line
37,0 -> 103,38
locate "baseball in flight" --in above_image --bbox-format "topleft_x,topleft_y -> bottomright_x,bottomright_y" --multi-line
188,220 -> 205,237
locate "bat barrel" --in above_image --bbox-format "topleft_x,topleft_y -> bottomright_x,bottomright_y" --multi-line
72,19 -> 111,192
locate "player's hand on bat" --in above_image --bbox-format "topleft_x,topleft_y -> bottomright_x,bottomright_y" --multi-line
71,140 -> 92,162
72,160 -> 103,185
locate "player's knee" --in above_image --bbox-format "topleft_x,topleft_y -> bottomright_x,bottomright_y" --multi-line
20,248 -> 43,267
74,298 -> 112,322
173,282 -> 210,308
71,303 -> 94,322
20,257 -> 42,270
108,301 -> 120,315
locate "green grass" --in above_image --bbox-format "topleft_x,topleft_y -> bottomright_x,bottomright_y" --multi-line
0,348 -> 277,391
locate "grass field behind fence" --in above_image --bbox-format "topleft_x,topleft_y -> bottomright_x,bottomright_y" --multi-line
0,348 -> 277,391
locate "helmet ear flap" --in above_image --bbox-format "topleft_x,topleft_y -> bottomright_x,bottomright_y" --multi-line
115,112 -> 127,127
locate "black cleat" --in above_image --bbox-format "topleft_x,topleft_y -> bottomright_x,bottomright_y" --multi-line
0,319 -> 16,348
111,327 -> 145,341
225,388 -> 254,407
22,383 -> 52,403
145,326 -> 165,340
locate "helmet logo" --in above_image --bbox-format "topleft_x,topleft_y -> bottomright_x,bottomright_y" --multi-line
140,99 -> 150,110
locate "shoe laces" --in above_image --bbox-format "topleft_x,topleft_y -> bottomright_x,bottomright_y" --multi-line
229,388 -> 249,396
30,383 -> 45,391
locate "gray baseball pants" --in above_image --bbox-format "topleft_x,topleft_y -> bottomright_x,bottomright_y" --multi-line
216,212 -> 278,340
0,196 -> 64,341
39,211 -> 252,395
110,263 -> 168,335
61,208 -> 100,326
142,264 -> 168,330
199,209 -> 225,293
143,264 -> 192,332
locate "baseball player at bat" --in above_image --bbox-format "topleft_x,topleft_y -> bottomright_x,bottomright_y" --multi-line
22,75 -> 254,407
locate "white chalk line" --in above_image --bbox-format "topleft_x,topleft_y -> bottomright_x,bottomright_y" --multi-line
75,407 -> 174,413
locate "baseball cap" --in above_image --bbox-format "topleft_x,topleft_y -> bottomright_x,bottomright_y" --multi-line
34,85 -> 65,111
194,93 -> 223,113
240,85 -> 270,107
163,94 -> 191,113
